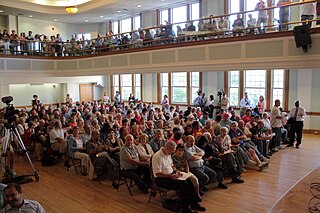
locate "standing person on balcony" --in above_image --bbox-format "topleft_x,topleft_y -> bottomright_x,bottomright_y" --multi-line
26,31 -> 34,55
2,29 -> 10,54
255,0 -> 268,34
277,0 -> 292,31
300,0 -> 316,29
55,34 -> 63,57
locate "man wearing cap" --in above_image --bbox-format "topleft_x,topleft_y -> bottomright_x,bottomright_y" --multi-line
220,113 -> 232,129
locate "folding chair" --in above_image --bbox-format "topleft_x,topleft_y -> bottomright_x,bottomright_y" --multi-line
115,164 -> 136,196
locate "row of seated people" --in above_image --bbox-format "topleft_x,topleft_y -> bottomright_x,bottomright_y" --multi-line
0,10 -> 290,56
0,99 -> 292,212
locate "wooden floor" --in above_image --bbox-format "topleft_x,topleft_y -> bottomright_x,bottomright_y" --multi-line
12,134 -> 320,213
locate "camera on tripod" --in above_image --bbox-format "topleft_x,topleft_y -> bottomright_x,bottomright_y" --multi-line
2,96 -> 19,126
217,89 -> 225,99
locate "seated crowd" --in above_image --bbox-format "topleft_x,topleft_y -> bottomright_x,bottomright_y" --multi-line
0,91 -> 294,213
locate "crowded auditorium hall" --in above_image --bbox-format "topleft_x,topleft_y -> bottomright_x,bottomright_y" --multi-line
0,0 -> 320,212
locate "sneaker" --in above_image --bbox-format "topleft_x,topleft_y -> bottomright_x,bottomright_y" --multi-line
217,182 -> 228,189
262,157 -> 270,162
232,176 -> 244,183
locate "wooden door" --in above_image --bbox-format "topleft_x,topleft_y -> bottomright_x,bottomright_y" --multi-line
79,84 -> 93,102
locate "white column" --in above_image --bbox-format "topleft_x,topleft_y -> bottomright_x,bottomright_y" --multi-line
8,15 -> 17,32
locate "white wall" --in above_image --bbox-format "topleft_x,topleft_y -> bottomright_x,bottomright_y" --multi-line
9,83 -> 64,106
18,17 -> 68,39
0,75 -> 106,107
66,23 -> 100,40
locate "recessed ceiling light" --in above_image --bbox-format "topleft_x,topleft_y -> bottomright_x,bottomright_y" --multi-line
0,10 -> 3,13
28,15 -> 33,18
54,19 -> 58,21
100,15 -> 103,18
117,10 -> 122,13
137,5 -> 141,8
85,19 -> 88,22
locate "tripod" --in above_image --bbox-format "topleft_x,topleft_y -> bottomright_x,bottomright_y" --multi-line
1,123 -> 39,183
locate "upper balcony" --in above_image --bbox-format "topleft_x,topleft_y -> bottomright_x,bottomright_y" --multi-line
0,1 -> 320,76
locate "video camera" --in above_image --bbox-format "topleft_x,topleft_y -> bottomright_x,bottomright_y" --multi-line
217,89 -> 225,98
2,96 -> 19,126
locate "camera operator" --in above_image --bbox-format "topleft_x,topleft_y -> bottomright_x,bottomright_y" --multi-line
31,95 -> 41,111
240,92 -> 252,117
220,93 -> 230,111
193,90 -> 203,107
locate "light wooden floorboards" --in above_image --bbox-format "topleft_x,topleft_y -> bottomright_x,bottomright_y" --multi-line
13,134 -> 320,213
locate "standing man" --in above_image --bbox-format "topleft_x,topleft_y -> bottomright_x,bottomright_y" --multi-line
277,0 -> 292,31
239,92 -> 252,117
288,100 -> 306,148
255,0 -> 268,33
300,0 -> 316,29
270,100 -> 282,152
1,183 -> 46,213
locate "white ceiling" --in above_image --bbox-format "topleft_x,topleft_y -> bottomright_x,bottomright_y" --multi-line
0,0 -> 195,24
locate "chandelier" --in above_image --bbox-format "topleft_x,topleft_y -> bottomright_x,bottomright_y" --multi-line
65,5 -> 78,14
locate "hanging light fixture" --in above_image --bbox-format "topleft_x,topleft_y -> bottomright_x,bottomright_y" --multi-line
65,0 -> 78,14
65,5 -> 78,14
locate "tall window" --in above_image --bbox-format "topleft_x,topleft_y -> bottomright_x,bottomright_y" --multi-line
272,69 -> 284,106
190,72 -> 200,103
160,73 -> 169,99
229,0 -> 240,28
172,72 -> 187,103
244,70 -> 266,107
134,15 -> 141,30
113,75 -> 120,98
229,71 -> 240,107
121,74 -> 132,100
191,3 -> 200,31
121,18 -> 132,33
112,21 -> 119,34
172,6 -> 187,36
160,9 -> 169,25
134,74 -> 141,100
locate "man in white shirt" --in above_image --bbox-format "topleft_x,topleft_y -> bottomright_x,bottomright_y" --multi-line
49,120 -> 68,158
239,92 -> 252,117
288,100 -> 306,148
152,141 -> 205,213
270,99 -> 282,152
1,183 -> 46,213
301,0 -> 316,28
